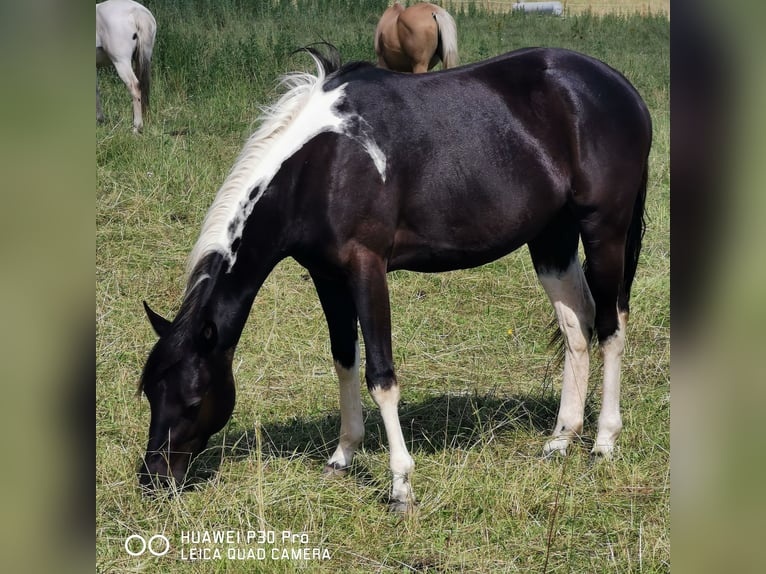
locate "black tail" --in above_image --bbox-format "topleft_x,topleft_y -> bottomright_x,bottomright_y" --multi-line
618,162 -> 649,314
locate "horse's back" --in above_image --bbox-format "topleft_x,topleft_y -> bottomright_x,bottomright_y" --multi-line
314,49 -> 651,271
335,48 -> 650,175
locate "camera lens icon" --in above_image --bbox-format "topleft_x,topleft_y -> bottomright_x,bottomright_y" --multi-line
124,534 -> 170,557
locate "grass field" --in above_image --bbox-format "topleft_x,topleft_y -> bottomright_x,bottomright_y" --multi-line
96,1 -> 669,571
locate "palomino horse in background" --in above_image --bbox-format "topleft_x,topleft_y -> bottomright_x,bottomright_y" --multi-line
96,0 -> 156,132
138,46 -> 651,511
375,2 -> 458,72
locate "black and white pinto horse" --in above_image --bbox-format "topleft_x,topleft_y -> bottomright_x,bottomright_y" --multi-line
139,46 -> 652,511
96,0 -> 156,132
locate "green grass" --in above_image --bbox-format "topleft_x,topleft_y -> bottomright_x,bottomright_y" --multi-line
97,1 -> 669,572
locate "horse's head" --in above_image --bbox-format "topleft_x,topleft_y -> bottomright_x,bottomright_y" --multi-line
137,302 -> 235,490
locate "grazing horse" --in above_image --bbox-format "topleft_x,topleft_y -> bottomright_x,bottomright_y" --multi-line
96,0 -> 156,132
138,46 -> 651,512
374,2 -> 458,72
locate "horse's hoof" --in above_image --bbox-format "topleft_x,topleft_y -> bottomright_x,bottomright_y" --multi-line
389,499 -> 409,513
321,463 -> 348,478
388,498 -> 416,513
590,443 -> 616,461
543,437 -> 569,458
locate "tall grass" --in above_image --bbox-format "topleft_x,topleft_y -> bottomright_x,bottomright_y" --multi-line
97,1 -> 669,571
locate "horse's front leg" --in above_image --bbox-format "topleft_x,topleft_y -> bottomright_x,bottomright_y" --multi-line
348,251 -> 415,512
311,273 -> 364,475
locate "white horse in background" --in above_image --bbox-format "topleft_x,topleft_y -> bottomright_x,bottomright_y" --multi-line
96,0 -> 156,132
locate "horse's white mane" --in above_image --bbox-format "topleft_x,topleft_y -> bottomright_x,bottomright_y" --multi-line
186,54 -> 340,283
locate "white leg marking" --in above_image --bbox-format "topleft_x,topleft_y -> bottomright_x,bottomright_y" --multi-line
326,344 -> 364,471
537,260 -> 595,456
370,385 -> 415,510
592,310 -> 627,458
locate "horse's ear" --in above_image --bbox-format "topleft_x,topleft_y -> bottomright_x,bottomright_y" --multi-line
196,320 -> 218,353
143,301 -> 171,337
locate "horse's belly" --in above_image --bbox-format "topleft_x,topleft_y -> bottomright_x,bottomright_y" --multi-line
389,225 -> 534,273
96,47 -> 110,67
388,177 -> 564,272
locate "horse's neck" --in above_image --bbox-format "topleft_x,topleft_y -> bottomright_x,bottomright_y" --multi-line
234,186 -> 294,270
212,193 -> 293,346
212,281 -> 258,350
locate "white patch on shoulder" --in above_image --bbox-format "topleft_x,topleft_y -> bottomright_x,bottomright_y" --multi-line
342,114 -> 388,182
187,61 -> 388,279
357,127 -> 387,182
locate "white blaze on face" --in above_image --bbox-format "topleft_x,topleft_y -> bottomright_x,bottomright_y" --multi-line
187,64 -> 388,277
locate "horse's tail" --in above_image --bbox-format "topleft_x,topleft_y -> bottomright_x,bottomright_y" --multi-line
133,10 -> 156,116
432,6 -> 458,69
618,160 -> 649,315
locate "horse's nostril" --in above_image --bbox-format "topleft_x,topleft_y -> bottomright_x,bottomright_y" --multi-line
138,454 -> 172,489
138,470 -> 156,488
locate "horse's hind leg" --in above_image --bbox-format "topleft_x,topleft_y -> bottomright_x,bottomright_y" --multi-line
311,274 -> 365,476
402,43 -> 433,74
529,214 -> 595,456
397,20 -> 436,73
579,226 -> 629,458
111,56 -> 143,132
411,61 -> 430,74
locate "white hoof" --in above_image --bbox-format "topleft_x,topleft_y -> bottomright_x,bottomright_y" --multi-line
389,498 -> 416,513
321,463 -> 349,478
543,436 -> 571,457
390,473 -> 415,512
591,439 -> 616,460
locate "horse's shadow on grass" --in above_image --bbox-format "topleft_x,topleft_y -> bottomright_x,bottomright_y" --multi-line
183,390 -> 597,491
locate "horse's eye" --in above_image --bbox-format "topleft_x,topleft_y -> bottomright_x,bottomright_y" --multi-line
181,399 -> 202,419
186,398 -> 202,410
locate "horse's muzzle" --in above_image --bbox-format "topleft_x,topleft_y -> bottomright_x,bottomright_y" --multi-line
138,451 -> 190,490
